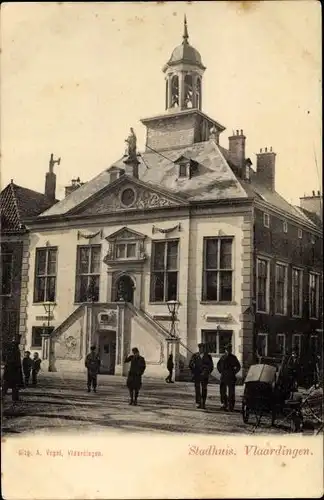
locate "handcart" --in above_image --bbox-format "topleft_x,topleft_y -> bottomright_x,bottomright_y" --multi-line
242,363 -> 303,432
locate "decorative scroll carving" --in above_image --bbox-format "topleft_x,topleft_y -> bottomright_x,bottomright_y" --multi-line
98,310 -> 117,328
82,187 -> 178,215
77,229 -> 103,240
152,223 -> 181,234
55,330 -> 82,360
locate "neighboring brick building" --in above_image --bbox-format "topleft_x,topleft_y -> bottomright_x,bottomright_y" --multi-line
0,166 -> 57,358
21,18 -> 322,380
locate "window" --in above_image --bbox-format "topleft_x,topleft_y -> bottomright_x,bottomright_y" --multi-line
298,228 -> 303,239
292,334 -> 302,356
257,333 -> 268,357
275,263 -> 287,315
256,258 -> 269,312
310,335 -> 319,355
292,268 -> 303,317
309,272 -> 319,318
283,221 -> 288,233
179,163 -> 188,177
31,327 -> 43,348
1,253 -> 13,295
202,238 -> 233,302
276,333 -> 286,355
202,330 -> 232,355
75,246 -> 101,303
150,240 -> 179,302
115,242 -> 137,259
34,247 -> 57,302
263,213 -> 270,228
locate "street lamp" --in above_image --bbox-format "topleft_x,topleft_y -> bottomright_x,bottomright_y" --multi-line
42,301 -> 56,372
166,300 -> 179,338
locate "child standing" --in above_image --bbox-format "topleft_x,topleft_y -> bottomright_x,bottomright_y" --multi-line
22,351 -> 33,387
32,353 -> 42,386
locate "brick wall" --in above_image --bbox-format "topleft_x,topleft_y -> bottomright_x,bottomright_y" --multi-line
254,207 -> 323,356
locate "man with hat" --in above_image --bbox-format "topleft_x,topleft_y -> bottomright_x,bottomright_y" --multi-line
189,343 -> 214,409
217,343 -> 241,411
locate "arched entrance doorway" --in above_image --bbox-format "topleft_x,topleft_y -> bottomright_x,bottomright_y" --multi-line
115,275 -> 135,304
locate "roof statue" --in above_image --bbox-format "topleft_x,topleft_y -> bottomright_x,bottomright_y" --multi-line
124,127 -> 137,161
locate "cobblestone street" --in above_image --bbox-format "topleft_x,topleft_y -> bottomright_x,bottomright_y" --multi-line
2,373 -> 291,436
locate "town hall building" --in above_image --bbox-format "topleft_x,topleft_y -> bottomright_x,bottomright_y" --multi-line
22,18 -> 322,381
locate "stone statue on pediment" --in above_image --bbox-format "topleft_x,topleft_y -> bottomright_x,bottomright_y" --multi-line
125,127 -> 137,160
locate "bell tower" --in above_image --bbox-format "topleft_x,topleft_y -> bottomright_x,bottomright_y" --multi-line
163,16 -> 206,112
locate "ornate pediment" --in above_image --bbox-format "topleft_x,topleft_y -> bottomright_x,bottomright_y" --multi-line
73,179 -> 186,217
106,227 -> 147,242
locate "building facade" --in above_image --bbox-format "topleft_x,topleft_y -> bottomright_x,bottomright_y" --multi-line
0,177 -> 57,359
22,19 -> 322,380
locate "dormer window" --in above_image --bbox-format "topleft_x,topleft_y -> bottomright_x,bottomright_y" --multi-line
179,163 -> 188,178
176,156 -> 198,179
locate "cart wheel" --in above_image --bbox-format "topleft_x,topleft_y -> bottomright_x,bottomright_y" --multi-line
242,403 -> 249,423
291,416 -> 302,433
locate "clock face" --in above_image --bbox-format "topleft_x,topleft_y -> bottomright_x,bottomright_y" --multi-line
121,188 -> 135,207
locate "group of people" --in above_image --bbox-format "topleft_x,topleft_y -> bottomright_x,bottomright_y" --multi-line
85,342 -> 241,411
2,340 -> 42,401
85,345 -> 146,406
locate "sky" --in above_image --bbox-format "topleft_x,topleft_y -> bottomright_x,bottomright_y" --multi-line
1,1 -> 322,204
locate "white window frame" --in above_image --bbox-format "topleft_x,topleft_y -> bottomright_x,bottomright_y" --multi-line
276,333 -> 286,355
256,256 -> 270,313
202,237 -> 234,303
275,261 -> 288,315
292,267 -> 303,318
115,241 -> 138,260
257,333 -> 268,357
309,272 -> 320,319
298,228 -> 303,239
201,329 -> 233,355
263,213 -> 270,228
292,334 -> 302,355
283,221 -> 288,233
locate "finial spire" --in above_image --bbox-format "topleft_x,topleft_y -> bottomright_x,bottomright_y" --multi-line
183,14 -> 189,44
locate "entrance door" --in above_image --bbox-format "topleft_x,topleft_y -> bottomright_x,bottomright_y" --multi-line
98,332 -> 116,374
115,275 -> 134,303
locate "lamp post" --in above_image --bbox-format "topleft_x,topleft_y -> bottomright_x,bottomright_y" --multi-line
42,301 -> 56,371
166,300 -> 180,381
166,300 -> 180,338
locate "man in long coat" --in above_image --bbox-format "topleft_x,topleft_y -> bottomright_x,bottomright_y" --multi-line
85,345 -> 101,393
3,340 -> 23,401
125,347 -> 146,405
217,344 -> 241,411
189,343 -> 214,409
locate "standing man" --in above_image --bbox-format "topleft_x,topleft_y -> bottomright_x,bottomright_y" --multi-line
31,353 -> 42,386
165,353 -> 174,383
125,347 -> 146,405
217,344 -> 241,412
22,351 -> 33,387
85,345 -> 100,393
2,340 -> 23,401
189,343 -> 214,410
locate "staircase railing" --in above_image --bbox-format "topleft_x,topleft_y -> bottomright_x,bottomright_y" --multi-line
52,304 -> 85,338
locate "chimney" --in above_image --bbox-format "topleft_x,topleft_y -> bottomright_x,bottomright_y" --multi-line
45,153 -> 60,202
256,147 -> 276,191
64,177 -> 84,198
300,191 -> 322,220
228,129 -> 246,170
